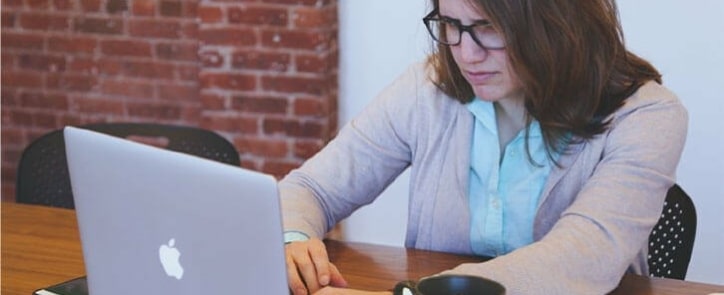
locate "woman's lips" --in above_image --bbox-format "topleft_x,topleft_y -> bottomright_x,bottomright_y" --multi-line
464,70 -> 497,84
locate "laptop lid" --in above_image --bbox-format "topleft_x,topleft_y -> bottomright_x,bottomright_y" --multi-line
63,126 -> 289,294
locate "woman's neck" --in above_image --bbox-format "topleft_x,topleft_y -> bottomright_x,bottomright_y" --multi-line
494,97 -> 527,152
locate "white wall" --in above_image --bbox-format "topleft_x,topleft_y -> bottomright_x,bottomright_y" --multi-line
337,0 -> 429,246
338,0 -> 724,285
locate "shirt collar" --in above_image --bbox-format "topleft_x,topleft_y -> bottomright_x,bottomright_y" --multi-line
466,98 -> 497,134
466,98 -> 543,138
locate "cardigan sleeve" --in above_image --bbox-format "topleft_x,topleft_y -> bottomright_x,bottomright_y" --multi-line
441,83 -> 688,294
278,62 -> 428,239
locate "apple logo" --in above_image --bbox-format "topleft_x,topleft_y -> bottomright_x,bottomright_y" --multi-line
159,238 -> 184,280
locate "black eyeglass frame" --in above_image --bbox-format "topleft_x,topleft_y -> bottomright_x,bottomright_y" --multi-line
422,9 -> 506,50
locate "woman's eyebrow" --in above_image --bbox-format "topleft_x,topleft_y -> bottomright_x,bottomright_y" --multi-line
473,19 -> 492,26
439,14 -> 461,24
438,14 -> 491,26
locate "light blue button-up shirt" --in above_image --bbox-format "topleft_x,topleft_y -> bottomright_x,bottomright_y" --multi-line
466,99 -> 554,257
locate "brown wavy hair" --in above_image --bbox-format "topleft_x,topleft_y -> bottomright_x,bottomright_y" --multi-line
429,0 -> 661,157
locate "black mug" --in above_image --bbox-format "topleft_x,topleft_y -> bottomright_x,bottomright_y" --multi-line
395,275 -> 505,295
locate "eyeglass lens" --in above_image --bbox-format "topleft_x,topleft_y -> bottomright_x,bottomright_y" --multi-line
425,18 -> 505,49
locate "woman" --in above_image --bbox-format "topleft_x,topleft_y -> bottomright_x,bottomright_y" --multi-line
280,0 -> 687,294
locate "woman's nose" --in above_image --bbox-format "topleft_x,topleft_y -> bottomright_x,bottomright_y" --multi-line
458,32 -> 488,63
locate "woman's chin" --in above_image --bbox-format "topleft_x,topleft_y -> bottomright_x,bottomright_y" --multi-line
472,86 -> 524,103
472,88 -> 503,102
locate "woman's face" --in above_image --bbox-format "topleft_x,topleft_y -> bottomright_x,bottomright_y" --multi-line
439,0 -> 523,103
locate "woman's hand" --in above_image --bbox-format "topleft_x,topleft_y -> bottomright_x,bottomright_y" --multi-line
286,238 -> 348,295
314,287 -> 392,295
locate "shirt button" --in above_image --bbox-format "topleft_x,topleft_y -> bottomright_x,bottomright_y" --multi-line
491,199 -> 500,209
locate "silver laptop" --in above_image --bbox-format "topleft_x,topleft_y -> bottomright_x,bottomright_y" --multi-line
63,126 -> 289,294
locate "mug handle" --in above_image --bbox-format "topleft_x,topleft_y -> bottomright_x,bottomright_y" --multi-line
393,280 -> 419,295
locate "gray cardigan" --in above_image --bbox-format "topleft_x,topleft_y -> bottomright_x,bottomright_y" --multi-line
279,62 -> 688,294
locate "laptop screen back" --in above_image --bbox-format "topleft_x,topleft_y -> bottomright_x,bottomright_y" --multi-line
64,126 -> 289,294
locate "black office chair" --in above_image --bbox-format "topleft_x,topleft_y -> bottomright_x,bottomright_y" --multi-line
647,184 -> 697,280
15,123 -> 241,209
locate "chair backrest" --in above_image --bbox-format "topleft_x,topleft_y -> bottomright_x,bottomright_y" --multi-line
16,123 -> 240,209
647,184 -> 697,280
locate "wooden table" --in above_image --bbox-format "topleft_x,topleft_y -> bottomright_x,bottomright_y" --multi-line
2,202 -> 723,295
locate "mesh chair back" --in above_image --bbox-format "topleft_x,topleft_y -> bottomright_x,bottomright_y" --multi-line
648,184 -> 697,280
16,123 -> 240,209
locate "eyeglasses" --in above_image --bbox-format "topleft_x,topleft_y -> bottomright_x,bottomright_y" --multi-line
422,10 -> 506,50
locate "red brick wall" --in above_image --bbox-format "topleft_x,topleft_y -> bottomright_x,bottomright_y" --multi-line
0,0 -> 339,202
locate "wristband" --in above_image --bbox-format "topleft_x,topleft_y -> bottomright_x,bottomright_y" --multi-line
283,231 -> 310,244
393,280 -> 418,295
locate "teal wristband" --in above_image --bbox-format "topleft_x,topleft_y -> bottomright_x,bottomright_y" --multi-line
283,231 -> 310,244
